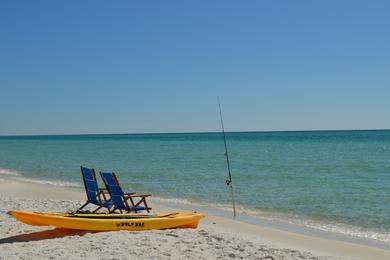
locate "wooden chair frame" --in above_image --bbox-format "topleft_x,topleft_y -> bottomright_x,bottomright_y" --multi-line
100,171 -> 152,213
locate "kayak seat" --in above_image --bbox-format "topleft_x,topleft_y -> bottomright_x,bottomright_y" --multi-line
100,171 -> 152,213
77,166 -> 113,213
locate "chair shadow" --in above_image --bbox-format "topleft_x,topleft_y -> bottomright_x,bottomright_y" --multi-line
0,228 -> 100,244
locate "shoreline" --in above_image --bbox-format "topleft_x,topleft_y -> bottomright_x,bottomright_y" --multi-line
3,173 -> 390,250
1,178 -> 390,259
154,198 -> 390,251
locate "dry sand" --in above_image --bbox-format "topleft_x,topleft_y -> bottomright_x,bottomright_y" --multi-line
0,178 -> 389,260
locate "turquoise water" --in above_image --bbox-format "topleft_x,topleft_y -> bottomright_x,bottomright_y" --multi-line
1,130 -> 390,242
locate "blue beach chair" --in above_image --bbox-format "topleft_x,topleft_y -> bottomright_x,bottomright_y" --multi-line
100,171 -> 151,213
77,166 -> 113,213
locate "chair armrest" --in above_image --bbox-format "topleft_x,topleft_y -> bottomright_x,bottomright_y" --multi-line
127,194 -> 151,198
124,192 -> 136,196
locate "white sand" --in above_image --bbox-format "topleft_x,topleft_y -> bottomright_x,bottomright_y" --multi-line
0,178 -> 389,260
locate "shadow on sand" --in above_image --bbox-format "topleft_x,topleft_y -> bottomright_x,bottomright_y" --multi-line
0,228 -> 100,244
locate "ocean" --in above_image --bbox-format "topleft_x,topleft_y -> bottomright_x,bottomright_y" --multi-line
0,130 -> 389,244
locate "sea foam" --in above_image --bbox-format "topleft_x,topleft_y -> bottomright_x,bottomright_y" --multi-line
13,177 -> 80,188
0,168 -> 21,176
0,167 -> 80,188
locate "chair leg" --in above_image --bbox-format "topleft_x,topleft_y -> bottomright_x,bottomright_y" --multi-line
92,206 -> 102,213
133,197 -> 151,213
143,200 -> 151,213
77,202 -> 89,212
100,200 -> 112,213
109,206 -> 117,213
124,197 -> 138,213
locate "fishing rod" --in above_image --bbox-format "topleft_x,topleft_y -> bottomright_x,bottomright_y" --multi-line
218,98 -> 237,218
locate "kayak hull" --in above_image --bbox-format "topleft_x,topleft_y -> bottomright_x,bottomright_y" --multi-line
10,210 -> 205,231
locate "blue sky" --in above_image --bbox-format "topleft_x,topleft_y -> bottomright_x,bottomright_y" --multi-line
1,1 -> 389,135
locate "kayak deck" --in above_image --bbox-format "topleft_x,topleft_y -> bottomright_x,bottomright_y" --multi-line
11,210 -> 205,231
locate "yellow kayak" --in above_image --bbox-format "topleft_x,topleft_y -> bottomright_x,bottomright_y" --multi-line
10,210 -> 205,231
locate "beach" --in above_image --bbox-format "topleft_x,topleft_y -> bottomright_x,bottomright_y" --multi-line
2,0 -> 389,258
0,178 -> 389,260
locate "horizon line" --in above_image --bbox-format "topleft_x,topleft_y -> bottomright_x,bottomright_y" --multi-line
1,128 -> 390,138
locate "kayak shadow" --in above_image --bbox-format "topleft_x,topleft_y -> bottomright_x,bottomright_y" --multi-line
0,228 -> 100,244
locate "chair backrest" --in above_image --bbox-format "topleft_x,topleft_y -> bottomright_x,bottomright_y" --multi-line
80,166 -> 100,205
100,171 -> 127,210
